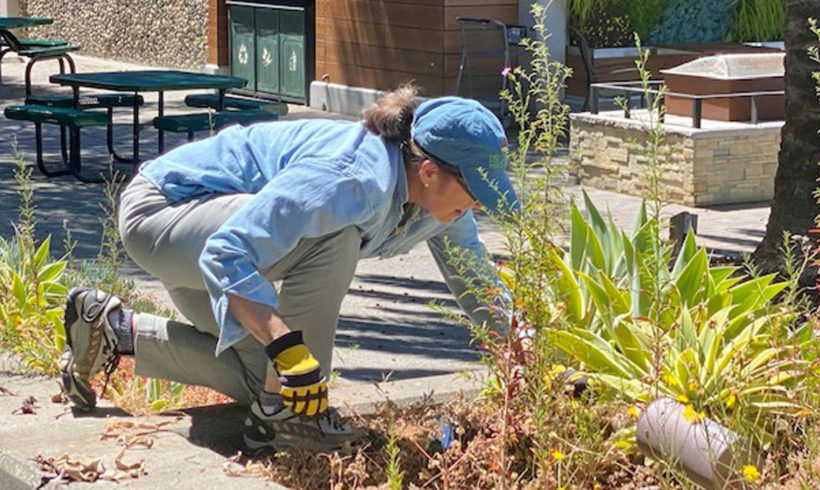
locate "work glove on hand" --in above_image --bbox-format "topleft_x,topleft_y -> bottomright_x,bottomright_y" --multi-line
265,330 -> 328,417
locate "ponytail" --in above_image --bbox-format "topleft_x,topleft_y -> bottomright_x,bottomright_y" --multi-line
362,83 -> 419,143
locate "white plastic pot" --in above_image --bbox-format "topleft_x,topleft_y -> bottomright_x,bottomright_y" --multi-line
636,397 -> 758,489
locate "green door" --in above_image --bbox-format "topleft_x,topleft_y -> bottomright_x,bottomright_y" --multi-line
279,10 -> 305,99
229,6 -> 255,90
255,8 -> 280,94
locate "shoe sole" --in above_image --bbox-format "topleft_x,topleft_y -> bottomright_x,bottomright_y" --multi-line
243,430 -> 347,453
60,288 -> 96,411
243,412 -> 354,454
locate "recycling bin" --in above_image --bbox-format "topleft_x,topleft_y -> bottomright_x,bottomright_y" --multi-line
227,0 -> 313,103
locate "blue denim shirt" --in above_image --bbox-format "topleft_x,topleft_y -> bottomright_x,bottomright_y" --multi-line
140,119 -> 497,354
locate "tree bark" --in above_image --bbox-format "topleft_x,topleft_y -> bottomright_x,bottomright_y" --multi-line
753,0 -> 820,278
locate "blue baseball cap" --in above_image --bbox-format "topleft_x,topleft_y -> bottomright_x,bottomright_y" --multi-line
411,97 -> 520,214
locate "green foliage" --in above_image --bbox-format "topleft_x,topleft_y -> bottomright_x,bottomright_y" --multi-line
385,420 -> 404,490
569,0 -> 785,47
550,213 -> 810,436
0,142 -> 70,374
649,0 -> 736,45
728,0 -> 785,42
626,0 -> 675,41
568,0 -> 636,48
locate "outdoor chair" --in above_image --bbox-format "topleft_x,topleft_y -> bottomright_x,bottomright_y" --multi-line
455,17 -> 526,126
569,27 -> 641,111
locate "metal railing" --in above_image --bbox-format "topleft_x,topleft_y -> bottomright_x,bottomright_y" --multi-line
589,81 -> 784,129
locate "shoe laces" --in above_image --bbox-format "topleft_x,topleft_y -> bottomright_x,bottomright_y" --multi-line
100,355 -> 121,401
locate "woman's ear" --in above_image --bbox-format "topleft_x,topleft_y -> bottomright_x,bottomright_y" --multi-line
418,159 -> 438,188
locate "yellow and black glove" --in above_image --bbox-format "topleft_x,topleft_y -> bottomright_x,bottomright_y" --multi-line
265,330 -> 328,417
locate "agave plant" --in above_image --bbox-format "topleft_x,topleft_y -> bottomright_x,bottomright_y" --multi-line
543,196 -> 812,435
0,231 -> 69,373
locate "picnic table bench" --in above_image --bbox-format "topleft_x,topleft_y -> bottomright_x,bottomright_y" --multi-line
4,104 -> 109,183
0,17 -> 79,95
153,108 -> 281,141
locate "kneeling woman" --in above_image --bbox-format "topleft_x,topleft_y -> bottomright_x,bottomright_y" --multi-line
59,85 -> 518,452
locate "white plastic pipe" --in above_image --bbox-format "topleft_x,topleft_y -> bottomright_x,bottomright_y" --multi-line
636,398 -> 756,489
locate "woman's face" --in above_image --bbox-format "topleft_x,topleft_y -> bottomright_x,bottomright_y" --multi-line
417,160 -> 480,222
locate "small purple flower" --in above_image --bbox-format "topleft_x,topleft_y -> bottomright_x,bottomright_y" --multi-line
501,67 -> 512,77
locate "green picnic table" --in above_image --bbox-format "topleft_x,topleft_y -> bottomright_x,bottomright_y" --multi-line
50,70 -> 247,170
0,16 -> 79,93
0,16 -> 53,29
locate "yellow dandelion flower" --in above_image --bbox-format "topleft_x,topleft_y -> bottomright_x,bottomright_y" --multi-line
629,406 -> 641,418
545,364 -> 567,383
688,381 -> 698,392
726,393 -> 737,408
683,404 -> 705,423
677,393 -> 689,403
743,464 -> 760,482
552,450 -> 565,461
593,485 -> 601,490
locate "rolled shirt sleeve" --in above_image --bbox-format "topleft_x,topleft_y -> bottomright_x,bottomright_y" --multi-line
199,159 -> 374,354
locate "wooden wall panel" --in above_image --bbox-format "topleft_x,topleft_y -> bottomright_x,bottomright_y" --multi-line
316,1 -> 442,30
316,59 -> 444,94
316,39 -> 443,77
316,17 -> 447,53
315,0 -> 517,97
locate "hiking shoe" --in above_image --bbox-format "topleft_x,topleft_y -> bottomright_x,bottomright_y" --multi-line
60,287 -> 122,411
243,400 -> 359,453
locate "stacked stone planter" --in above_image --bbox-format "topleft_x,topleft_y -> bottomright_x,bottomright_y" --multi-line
570,111 -> 783,206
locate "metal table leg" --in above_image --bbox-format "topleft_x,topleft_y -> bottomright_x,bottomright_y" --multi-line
157,91 -> 165,154
132,90 -> 140,172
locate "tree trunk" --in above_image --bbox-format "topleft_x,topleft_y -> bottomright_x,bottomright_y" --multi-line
753,0 -> 820,278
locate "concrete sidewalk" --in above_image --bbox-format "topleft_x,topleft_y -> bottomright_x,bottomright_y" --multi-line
0,53 -> 771,488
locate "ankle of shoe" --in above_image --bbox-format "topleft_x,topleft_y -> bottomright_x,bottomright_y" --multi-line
109,308 -> 135,355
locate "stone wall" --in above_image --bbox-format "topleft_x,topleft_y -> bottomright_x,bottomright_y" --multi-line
570,112 -> 783,206
22,0 -> 208,70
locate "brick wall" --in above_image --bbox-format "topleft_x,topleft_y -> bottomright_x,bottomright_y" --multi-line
570,113 -> 782,206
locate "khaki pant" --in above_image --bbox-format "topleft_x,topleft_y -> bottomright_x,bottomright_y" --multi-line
118,175 -> 361,404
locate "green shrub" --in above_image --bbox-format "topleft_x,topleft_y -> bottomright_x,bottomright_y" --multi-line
728,0 -> 785,42
649,0 -> 736,45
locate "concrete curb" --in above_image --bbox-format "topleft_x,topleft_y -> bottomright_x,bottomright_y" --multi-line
0,452 -> 42,490
0,363 -> 487,489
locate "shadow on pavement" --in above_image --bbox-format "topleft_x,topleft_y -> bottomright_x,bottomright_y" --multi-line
334,367 -> 459,382
177,403 -> 246,457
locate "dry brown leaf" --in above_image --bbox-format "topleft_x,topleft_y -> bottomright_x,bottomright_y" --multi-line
38,450 -> 146,484
37,454 -> 106,482
51,391 -> 66,403
12,396 -> 38,415
221,452 -> 276,480
101,419 -> 173,448
111,448 -> 146,479
0,385 -> 15,396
